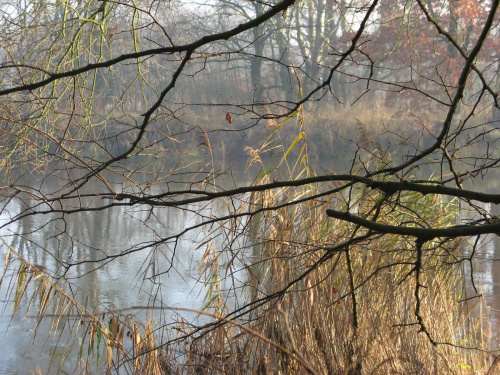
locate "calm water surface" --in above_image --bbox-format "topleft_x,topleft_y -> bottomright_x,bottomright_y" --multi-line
0,189 -> 247,374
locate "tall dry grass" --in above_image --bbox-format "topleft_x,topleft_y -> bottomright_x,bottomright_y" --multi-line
180,174 -> 497,375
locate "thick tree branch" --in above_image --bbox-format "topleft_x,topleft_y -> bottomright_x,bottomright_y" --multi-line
103,175 -> 500,206
326,209 -> 500,239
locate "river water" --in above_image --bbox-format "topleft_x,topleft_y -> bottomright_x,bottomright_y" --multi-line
0,178 -> 499,374
0,186 -> 248,374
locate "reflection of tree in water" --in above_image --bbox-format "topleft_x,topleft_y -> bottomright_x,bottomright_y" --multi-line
5,184 -> 246,320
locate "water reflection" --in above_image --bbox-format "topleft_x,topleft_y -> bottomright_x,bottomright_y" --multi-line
464,179 -> 500,333
470,232 -> 500,330
0,188 -> 247,374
